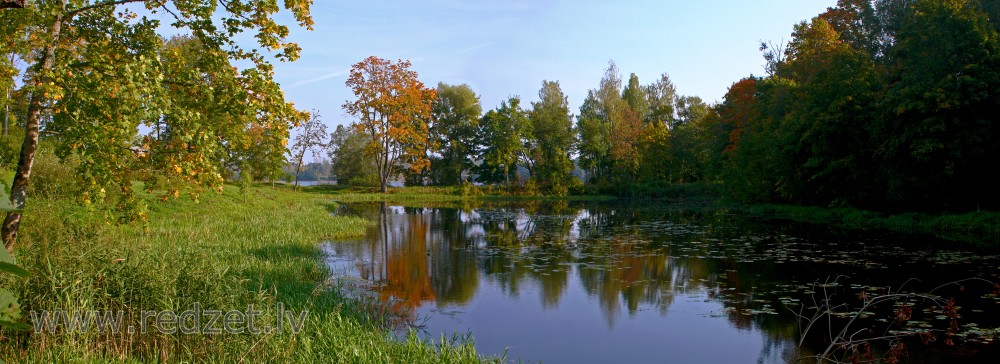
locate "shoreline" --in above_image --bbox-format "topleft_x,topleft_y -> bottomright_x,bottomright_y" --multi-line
301,184 -> 1000,247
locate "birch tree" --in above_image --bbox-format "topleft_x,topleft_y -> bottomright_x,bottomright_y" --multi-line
0,0 -> 314,249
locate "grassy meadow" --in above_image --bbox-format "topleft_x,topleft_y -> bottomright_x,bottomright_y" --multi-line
0,157 -> 494,363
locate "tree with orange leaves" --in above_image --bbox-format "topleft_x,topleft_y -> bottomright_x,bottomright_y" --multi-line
718,77 -> 759,156
343,56 -> 437,192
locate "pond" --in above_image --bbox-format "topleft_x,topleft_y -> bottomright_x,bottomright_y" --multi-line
324,202 -> 1000,363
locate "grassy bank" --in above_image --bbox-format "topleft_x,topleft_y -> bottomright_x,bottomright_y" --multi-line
741,204 -> 1000,247
0,184 -> 494,363
296,184 -> 617,204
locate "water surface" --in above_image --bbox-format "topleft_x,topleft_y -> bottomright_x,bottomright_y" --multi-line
324,202 -> 1000,363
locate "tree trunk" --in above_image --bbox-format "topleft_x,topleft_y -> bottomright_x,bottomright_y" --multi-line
3,15 -> 62,251
379,155 -> 388,193
504,165 -> 510,192
3,86 -> 9,136
293,155 -> 304,191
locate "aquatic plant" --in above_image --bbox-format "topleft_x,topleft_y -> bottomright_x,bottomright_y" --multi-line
792,276 -> 999,363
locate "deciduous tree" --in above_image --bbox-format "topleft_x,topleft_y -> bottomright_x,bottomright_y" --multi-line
675,96 -> 709,127
429,83 -> 481,185
718,77 -> 759,155
879,0 -> 1000,210
343,56 -> 436,192
577,61 -> 638,185
820,0 -> 882,58
621,73 -> 648,122
527,80 -> 576,195
328,125 -> 376,186
289,111 -> 327,190
1,0 -> 314,249
475,97 -> 530,189
645,73 -> 677,127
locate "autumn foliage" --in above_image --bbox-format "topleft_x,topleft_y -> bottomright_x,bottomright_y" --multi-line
718,77 -> 758,155
343,56 -> 436,192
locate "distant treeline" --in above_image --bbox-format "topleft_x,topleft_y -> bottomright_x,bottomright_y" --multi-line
331,0 -> 999,214
282,160 -> 332,182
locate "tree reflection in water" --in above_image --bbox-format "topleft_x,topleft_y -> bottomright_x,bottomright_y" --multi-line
330,202 -> 788,329
325,201 -> 1000,363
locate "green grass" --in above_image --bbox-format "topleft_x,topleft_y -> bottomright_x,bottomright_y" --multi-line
742,204 -> 1000,247
0,184 -> 496,363
295,184 -> 617,204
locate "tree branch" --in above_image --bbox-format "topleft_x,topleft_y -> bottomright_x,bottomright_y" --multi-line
217,0 -> 254,23
66,0 -> 150,19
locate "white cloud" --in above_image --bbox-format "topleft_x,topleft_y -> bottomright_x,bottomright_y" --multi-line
285,68 -> 350,90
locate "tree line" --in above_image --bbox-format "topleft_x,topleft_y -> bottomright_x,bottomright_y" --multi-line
329,0 -> 1000,214
718,0 -> 1000,212
327,56 -> 715,196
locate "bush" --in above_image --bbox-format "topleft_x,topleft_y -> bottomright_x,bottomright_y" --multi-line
239,164 -> 255,196
460,181 -> 483,197
519,179 -> 539,196
26,143 -> 78,199
0,127 -> 23,170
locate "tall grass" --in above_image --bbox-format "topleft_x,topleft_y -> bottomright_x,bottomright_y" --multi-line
0,180 -> 495,363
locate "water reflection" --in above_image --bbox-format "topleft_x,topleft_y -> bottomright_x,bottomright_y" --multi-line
325,202 -> 1000,363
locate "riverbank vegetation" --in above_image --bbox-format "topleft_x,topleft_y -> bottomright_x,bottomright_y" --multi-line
284,182 -> 1000,246
322,0 -> 1000,216
740,204 -> 1000,247
0,152 -> 491,362
296,184 -> 615,203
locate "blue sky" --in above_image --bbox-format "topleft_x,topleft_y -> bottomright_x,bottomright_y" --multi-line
268,0 -> 835,129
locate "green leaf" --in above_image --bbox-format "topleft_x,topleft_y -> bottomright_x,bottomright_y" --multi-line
0,288 -> 24,327
0,246 -> 14,264
0,320 -> 30,331
0,247 -> 28,277
0,182 -> 19,213
0,262 -> 28,278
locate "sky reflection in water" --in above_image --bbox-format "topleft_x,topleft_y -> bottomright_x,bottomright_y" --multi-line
324,202 -> 1000,363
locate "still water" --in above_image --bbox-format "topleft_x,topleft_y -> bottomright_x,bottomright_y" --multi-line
324,202 -> 1000,363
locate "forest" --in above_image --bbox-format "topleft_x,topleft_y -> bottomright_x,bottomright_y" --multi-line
319,0 -> 1000,214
